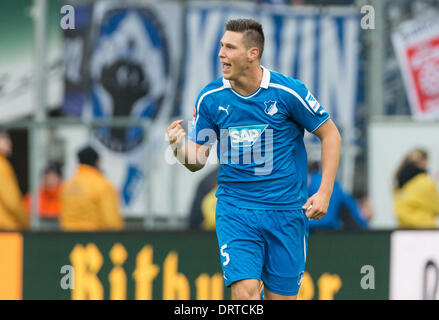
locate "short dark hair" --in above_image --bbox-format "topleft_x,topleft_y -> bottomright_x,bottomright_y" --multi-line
44,161 -> 63,177
225,19 -> 264,59
77,146 -> 99,167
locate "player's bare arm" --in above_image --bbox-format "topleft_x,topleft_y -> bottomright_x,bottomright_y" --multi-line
302,119 -> 341,220
166,119 -> 211,172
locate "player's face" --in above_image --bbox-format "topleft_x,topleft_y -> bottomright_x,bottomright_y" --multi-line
218,31 -> 250,80
0,134 -> 12,157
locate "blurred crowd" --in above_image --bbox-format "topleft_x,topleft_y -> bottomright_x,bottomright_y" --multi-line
0,130 -> 124,231
189,149 -> 439,231
1,129 -> 438,232
189,162 -> 375,232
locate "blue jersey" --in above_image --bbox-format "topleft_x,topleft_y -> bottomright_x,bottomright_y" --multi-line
188,66 -> 330,210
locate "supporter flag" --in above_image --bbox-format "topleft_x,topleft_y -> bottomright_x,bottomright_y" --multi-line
392,15 -> 439,119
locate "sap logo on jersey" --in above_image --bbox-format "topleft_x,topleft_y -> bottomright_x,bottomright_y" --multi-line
229,124 -> 268,147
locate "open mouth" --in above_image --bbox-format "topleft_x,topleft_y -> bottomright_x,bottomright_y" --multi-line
222,62 -> 232,72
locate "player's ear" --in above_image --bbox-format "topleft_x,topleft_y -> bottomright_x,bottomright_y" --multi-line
247,47 -> 260,62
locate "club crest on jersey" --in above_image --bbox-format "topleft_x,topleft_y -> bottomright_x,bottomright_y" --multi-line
264,100 -> 278,116
305,91 -> 320,112
229,124 -> 268,148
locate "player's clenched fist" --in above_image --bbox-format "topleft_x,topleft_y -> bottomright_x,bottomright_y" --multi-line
167,120 -> 186,151
302,192 -> 330,220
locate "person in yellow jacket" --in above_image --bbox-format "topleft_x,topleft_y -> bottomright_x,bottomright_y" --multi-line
200,185 -> 218,230
60,146 -> 124,231
393,148 -> 439,228
0,131 -> 29,230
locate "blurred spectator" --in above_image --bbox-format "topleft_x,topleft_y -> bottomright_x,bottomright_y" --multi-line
23,162 -> 63,219
393,148 -> 439,228
256,0 -> 288,4
0,130 -> 29,230
188,166 -> 219,230
307,161 -> 370,230
60,145 -> 124,231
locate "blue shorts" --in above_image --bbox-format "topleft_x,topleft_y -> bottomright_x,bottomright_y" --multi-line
215,199 -> 309,296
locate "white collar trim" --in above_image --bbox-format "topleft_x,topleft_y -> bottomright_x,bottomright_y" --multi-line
222,65 -> 270,89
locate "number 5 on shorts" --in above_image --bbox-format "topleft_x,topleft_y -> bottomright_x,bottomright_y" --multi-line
220,244 -> 230,266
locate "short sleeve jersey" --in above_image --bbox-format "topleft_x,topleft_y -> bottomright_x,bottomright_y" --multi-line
188,66 -> 330,210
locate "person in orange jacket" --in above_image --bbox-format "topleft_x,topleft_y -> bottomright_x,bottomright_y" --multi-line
60,145 -> 124,231
23,162 -> 62,219
0,130 -> 29,230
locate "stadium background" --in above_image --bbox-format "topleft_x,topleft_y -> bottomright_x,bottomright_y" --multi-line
0,0 -> 438,300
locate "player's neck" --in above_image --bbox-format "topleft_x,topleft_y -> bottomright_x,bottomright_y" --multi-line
230,64 -> 263,96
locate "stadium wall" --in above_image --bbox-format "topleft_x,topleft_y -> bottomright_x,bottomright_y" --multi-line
0,231 -> 391,300
1,230 -> 437,300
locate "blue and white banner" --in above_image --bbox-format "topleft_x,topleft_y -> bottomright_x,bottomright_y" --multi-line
91,0 -> 182,215
62,0 -> 183,216
181,3 -> 361,147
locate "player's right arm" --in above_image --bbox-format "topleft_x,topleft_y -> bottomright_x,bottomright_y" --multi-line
167,119 -> 211,172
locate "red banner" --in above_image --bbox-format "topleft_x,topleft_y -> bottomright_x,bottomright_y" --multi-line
392,16 -> 439,119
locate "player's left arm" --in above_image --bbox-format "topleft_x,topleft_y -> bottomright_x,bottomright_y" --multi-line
302,119 -> 341,220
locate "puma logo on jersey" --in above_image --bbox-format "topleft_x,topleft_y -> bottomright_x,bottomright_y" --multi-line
229,124 -> 268,147
264,100 -> 278,116
218,105 -> 230,115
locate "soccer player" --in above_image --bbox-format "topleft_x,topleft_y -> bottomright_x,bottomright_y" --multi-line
167,19 -> 341,300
